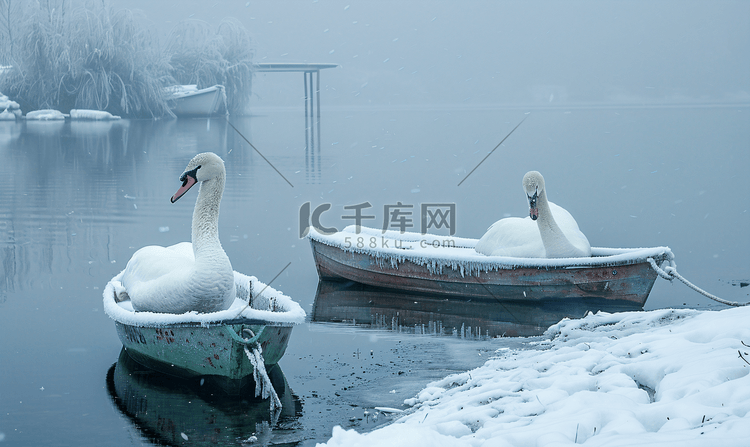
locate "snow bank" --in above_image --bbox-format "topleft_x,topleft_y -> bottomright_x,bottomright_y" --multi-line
70,109 -> 121,120
25,109 -> 66,120
309,226 -> 673,276
24,109 -> 121,120
321,306 -> 750,446
103,270 -> 305,327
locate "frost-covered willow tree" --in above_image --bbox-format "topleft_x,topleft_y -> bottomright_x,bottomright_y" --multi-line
166,19 -> 254,115
0,1 -> 175,118
0,0 -> 22,65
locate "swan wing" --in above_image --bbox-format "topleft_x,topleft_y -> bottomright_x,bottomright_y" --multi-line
120,242 -> 197,312
475,217 -> 545,257
121,242 -> 194,283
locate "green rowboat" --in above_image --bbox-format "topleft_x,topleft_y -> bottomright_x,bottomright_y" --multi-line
104,271 -> 304,394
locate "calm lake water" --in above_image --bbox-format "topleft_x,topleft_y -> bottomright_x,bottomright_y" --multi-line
0,106 -> 748,445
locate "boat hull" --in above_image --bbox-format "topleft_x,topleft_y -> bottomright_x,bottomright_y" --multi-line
104,270 -> 304,394
310,237 -> 669,306
114,321 -> 292,390
168,85 -> 225,117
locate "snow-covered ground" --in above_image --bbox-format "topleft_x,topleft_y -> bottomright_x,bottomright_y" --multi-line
320,306 -> 750,446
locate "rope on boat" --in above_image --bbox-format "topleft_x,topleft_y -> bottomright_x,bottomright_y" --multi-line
243,329 -> 282,417
648,257 -> 749,307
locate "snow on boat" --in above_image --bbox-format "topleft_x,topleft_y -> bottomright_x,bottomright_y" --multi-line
166,84 -> 227,117
308,226 -> 674,306
103,270 -> 304,392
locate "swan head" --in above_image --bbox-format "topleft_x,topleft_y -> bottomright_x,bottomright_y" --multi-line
522,171 -> 545,221
170,152 -> 226,203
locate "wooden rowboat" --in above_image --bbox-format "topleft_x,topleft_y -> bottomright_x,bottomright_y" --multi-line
103,271 -> 304,393
309,226 -> 674,306
166,84 -> 227,117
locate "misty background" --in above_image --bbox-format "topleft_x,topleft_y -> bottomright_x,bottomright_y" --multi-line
1,1 -> 748,444
113,0 -> 750,110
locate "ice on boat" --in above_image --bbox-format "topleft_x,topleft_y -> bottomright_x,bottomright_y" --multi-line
103,270 -> 305,327
310,225 -> 673,277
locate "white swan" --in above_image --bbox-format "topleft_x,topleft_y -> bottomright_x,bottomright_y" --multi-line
475,171 -> 591,258
116,152 -> 235,313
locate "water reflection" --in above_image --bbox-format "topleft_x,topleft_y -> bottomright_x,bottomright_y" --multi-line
1,119 -> 137,297
0,120 -> 21,146
304,107 -> 321,184
0,117 -> 238,297
107,348 -> 303,446
303,71 -> 322,184
312,280 -> 644,338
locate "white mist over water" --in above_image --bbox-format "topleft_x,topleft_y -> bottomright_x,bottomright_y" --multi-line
115,0 -> 750,111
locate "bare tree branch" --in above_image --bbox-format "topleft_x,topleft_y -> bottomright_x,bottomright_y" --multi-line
740,350 -> 750,366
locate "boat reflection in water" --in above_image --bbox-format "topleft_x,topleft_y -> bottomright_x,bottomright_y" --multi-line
313,281 -> 644,338
107,349 -> 302,446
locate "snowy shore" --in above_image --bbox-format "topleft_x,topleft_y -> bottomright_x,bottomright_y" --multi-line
320,306 -> 750,446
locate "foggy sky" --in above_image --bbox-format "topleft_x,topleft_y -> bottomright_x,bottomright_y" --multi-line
113,0 -> 750,109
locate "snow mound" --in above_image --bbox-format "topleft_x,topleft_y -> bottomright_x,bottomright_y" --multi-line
0,93 -> 21,120
165,84 -> 199,97
70,109 -> 121,120
321,306 -> 750,446
0,109 -> 17,120
25,109 -> 66,120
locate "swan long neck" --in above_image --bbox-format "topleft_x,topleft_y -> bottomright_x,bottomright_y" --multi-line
535,187 -> 578,257
191,173 -> 225,257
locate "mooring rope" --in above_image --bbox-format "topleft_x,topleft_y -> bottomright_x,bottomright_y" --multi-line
243,329 -> 283,418
648,257 -> 749,307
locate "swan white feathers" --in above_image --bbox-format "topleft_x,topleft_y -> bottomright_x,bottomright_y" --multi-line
116,152 -> 235,314
475,171 -> 591,258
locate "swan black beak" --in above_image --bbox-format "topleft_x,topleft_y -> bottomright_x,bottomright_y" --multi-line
527,191 -> 539,221
170,167 -> 200,203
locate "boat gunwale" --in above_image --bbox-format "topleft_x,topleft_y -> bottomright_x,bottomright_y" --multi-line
103,271 -> 305,328
113,318 -> 295,329
308,227 -> 674,272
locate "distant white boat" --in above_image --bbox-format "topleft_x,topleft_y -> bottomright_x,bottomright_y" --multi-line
166,84 -> 227,117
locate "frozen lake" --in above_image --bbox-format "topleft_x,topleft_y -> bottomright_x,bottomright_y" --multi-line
0,105 -> 748,445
